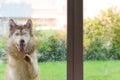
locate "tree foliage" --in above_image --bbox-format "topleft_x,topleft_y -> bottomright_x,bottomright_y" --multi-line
84,6 -> 120,60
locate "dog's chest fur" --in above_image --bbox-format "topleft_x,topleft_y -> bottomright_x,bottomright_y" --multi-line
7,57 -> 31,80
6,51 -> 39,80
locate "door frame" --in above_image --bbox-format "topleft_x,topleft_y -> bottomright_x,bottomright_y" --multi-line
67,0 -> 83,80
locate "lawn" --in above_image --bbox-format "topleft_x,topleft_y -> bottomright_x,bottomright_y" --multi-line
0,61 -> 66,80
40,61 -> 66,80
84,60 -> 120,80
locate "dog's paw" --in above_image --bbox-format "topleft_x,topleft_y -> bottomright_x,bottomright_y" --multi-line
24,54 -> 32,64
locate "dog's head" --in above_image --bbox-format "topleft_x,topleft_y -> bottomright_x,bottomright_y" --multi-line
9,19 -> 33,52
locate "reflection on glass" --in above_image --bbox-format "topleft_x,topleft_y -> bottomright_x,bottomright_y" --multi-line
84,0 -> 120,80
0,0 -> 67,80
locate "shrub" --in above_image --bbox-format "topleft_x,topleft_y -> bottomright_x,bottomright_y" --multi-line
84,6 -> 120,60
84,39 -> 109,60
35,30 -> 67,62
0,36 -> 7,61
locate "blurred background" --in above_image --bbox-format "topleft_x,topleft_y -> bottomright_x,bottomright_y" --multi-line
84,0 -> 120,80
0,0 -> 67,80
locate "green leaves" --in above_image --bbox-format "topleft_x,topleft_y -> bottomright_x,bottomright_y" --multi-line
84,6 -> 120,60
35,30 -> 66,62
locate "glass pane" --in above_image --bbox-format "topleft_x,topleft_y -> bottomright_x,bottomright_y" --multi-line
0,0 -> 67,80
84,0 -> 120,80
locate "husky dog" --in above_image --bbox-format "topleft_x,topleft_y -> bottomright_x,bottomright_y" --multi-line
6,19 -> 39,80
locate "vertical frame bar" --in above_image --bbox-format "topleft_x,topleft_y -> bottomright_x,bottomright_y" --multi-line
74,0 -> 83,80
67,0 -> 74,79
67,0 -> 83,80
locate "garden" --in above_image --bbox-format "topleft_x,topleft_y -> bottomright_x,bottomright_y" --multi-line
84,6 -> 120,80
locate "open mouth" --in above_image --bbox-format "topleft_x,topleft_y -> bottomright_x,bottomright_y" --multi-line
19,43 -> 25,52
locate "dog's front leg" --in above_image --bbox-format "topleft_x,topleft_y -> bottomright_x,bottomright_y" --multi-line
24,54 -> 39,80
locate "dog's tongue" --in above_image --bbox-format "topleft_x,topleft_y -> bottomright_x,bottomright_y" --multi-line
20,43 -> 24,52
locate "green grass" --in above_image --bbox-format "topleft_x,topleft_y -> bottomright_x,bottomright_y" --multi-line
40,61 -> 66,80
0,61 -> 66,80
0,63 -> 6,80
84,60 -> 120,80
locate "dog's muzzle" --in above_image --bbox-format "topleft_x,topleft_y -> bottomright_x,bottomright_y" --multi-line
20,39 -> 25,52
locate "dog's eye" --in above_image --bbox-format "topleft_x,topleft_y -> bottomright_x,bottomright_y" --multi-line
15,33 -> 19,36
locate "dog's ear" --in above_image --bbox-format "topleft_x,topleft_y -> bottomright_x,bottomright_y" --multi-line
9,19 -> 16,31
9,19 -> 16,37
25,19 -> 33,37
25,19 -> 32,29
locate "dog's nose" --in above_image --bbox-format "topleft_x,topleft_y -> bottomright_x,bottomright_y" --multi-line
20,39 -> 25,43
